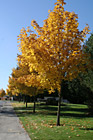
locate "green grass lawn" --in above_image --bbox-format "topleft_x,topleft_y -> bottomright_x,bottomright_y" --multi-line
12,101 -> 93,140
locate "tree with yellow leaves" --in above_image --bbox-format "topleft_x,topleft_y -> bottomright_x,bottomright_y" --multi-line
17,0 -> 90,125
8,64 -> 42,111
0,88 -> 6,98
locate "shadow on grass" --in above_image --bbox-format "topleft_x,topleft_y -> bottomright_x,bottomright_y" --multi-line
81,128 -> 93,130
14,103 -> 93,119
14,106 -> 33,111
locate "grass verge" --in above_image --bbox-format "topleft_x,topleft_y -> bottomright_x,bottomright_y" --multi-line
12,101 -> 93,140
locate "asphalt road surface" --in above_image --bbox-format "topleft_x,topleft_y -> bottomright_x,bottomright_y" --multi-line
0,100 -> 31,140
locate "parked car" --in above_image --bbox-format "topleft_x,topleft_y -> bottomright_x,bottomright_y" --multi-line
46,98 -> 58,105
3,95 -> 10,100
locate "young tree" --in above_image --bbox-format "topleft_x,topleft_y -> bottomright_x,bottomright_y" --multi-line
0,88 -> 6,97
8,64 -> 42,111
17,0 -> 90,125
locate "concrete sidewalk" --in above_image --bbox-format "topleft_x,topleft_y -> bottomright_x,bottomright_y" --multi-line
0,101 -> 31,140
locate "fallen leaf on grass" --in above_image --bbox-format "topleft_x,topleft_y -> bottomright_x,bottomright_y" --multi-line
66,133 -> 68,134
62,124 -> 66,126
34,126 -> 38,129
71,127 -> 74,131
76,134 -> 80,137
76,124 -> 81,127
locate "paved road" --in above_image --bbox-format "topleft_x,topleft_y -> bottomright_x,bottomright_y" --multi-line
0,100 -> 31,140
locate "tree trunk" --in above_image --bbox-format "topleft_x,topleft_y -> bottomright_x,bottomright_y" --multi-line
33,96 -> 36,113
23,95 -> 26,104
57,85 -> 62,126
18,94 -> 21,103
26,95 -> 28,108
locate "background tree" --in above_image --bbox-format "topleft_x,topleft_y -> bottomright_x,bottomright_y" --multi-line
8,65 -> 42,112
79,33 -> 93,113
63,34 -> 93,112
81,33 -> 93,91
0,88 -> 6,97
6,88 -> 13,97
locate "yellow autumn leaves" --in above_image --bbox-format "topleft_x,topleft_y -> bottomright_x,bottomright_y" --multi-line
16,0 -> 90,93
8,0 -> 90,95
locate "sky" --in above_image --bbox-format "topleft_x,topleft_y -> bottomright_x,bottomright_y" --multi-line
0,0 -> 93,91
